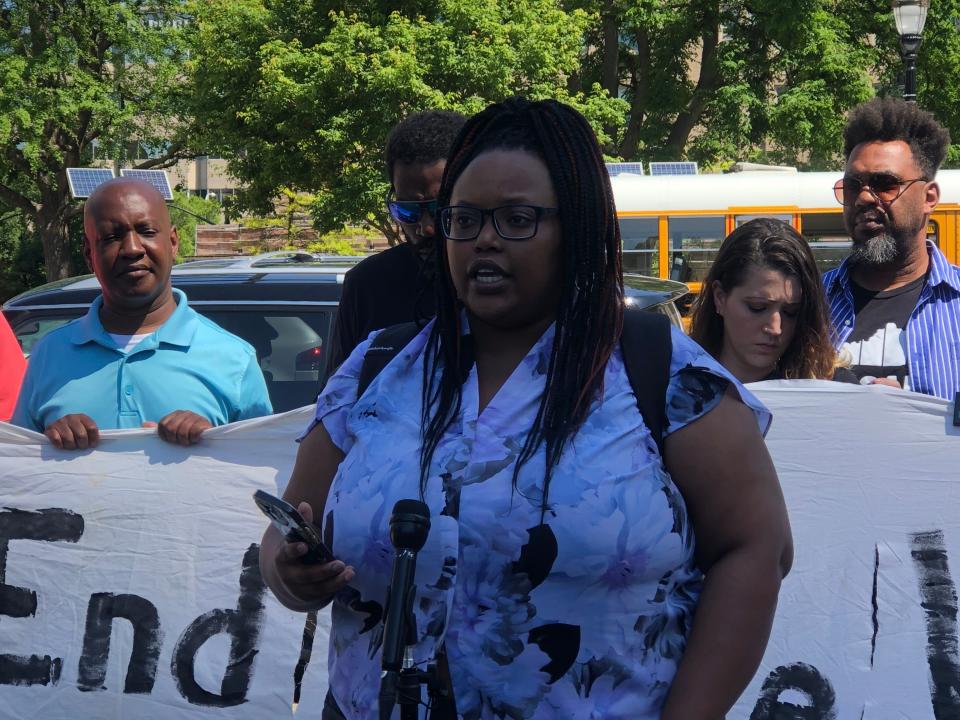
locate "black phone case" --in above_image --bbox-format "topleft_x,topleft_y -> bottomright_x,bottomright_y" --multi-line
289,523 -> 335,565
253,490 -> 336,565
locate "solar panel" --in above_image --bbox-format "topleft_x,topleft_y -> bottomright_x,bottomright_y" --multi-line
605,162 -> 645,177
119,169 -> 174,200
649,161 -> 698,176
66,168 -> 116,199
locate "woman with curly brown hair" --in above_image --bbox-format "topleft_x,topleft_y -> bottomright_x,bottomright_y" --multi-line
690,217 -> 857,383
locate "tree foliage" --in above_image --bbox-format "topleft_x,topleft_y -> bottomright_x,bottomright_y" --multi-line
572,0 -> 960,171
169,191 -> 222,260
183,0 -> 625,242
7,0 -> 960,275
0,0 -> 195,280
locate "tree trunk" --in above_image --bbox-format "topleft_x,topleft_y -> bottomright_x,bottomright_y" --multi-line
600,2 -> 620,98
662,25 -> 721,160
619,29 -> 651,159
37,207 -> 76,281
369,215 -> 399,247
600,1 -> 620,146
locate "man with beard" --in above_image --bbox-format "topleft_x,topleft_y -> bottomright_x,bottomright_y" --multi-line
826,97 -> 960,399
12,178 -> 272,448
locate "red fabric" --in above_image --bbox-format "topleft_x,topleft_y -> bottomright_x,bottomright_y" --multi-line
0,314 -> 25,422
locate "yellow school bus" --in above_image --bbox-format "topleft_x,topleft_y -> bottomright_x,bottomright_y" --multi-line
612,169 -> 960,296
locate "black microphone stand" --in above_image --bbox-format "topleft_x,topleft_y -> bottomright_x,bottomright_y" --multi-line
378,500 -> 453,720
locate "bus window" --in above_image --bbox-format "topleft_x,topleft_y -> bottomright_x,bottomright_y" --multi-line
668,216 -> 725,283
800,212 -> 850,274
927,220 -> 939,246
620,217 -> 659,276
735,214 -> 792,226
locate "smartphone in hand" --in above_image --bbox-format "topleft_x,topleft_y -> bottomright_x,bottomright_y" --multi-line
253,489 -> 336,564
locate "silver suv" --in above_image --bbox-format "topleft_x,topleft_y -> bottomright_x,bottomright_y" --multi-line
2,252 -> 688,412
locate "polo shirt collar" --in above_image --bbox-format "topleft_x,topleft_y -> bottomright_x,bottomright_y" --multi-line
70,288 -> 197,350
828,239 -> 960,295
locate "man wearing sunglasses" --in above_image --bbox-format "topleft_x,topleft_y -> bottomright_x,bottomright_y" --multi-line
823,97 -> 960,400
327,110 -> 466,373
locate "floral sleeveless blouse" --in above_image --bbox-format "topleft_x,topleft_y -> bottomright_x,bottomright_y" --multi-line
311,321 -> 769,719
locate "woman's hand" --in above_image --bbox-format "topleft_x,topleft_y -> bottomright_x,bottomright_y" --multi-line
259,421 -> 348,612
270,501 -> 356,609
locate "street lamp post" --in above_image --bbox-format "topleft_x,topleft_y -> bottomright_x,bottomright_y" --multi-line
891,0 -> 931,102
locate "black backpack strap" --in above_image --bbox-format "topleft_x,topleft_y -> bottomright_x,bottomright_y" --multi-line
619,308 -> 673,457
357,322 -> 421,398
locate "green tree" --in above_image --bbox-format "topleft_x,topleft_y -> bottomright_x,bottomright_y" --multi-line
0,0 -> 195,281
0,208 -> 35,301
570,0 -> 960,170
569,1 -> 876,168
182,0 -> 625,243
168,190 -> 222,260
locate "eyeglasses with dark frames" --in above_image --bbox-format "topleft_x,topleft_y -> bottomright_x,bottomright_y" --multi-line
832,172 -> 928,207
386,198 -> 439,225
439,205 -> 559,241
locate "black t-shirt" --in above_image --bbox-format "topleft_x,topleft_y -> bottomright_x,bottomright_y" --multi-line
327,243 -> 436,373
840,276 -> 925,388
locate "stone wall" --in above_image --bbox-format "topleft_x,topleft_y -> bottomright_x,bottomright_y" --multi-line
195,224 -> 390,256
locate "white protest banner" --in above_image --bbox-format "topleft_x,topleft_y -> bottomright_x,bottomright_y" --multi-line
732,381 -> 960,720
2,384 -> 958,718
0,408 -> 332,719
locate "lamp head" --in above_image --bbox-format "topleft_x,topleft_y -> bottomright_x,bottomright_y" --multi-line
891,0 -> 930,38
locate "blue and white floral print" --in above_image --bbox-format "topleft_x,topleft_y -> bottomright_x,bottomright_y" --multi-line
312,321 -> 770,719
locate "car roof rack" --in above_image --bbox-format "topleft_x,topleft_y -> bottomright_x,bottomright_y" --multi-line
176,251 -> 366,270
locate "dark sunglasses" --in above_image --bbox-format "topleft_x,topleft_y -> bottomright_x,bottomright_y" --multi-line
386,199 -> 439,224
833,172 -> 928,206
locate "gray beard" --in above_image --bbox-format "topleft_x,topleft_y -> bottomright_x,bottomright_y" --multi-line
849,232 -> 902,266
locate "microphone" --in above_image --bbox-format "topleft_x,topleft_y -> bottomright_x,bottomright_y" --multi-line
379,499 -> 431,720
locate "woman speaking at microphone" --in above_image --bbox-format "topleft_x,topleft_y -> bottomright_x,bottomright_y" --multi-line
261,98 -> 792,720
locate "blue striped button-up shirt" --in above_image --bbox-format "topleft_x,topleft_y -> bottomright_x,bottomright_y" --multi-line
824,240 -> 960,400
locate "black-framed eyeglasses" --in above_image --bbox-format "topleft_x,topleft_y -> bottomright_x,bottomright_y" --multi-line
438,205 -> 559,241
833,173 -> 928,206
387,198 -> 438,224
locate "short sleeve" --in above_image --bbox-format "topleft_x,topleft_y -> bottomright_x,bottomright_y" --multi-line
664,328 -> 771,438
9,362 -> 38,431
10,338 -> 45,431
299,330 -> 378,451
235,352 -> 273,420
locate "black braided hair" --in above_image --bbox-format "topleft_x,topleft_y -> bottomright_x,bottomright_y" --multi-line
418,97 -> 624,520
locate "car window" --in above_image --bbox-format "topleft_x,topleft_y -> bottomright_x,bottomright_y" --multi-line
640,300 -> 683,329
12,316 -> 76,356
8,307 -> 335,415
200,309 -> 334,413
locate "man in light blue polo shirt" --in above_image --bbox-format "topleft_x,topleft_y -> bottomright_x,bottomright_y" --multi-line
12,178 -> 271,448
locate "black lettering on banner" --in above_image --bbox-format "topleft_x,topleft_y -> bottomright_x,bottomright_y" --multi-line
171,544 -> 266,707
0,508 -> 84,687
910,530 -> 960,719
77,593 -> 162,693
749,662 -> 837,720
